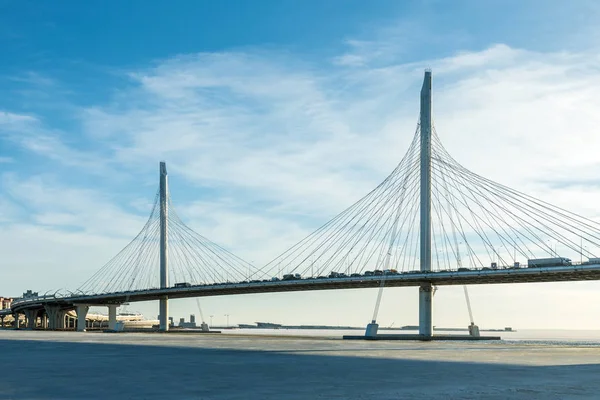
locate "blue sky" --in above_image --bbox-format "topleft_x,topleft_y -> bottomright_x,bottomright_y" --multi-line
2,1 -> 600,328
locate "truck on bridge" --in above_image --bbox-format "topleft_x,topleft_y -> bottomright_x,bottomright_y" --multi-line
527,257 -> 571,268
582,258 -> 600,265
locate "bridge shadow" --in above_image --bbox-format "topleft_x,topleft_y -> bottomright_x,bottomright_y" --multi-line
0,337 -> 598,399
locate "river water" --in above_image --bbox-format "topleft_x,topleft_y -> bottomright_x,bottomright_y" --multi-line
2,329 -> 599,399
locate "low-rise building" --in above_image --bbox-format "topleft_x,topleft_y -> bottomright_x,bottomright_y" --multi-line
0,297 -> 13,310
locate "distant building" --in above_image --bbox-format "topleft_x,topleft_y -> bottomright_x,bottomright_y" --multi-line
178,314 -> 197,328
256,322 -> 282,329
21,290 -> 38,299
0,297 -> 13,310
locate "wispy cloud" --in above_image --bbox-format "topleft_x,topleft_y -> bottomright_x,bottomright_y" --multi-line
9,71 -> 55,87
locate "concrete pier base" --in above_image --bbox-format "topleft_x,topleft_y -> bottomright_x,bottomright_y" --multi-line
365,322 -> 379,337
468,323 -> 481,337
344,334 -> 501,341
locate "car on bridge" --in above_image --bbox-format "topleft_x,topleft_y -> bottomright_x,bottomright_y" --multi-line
282,274 -> 301,280
329,272 -> 348,278
363,271 -> 374,276
174,282 -> 191,288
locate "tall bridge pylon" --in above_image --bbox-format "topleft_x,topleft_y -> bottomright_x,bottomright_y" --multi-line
159,161 -> 169,332
419,70 -> 433,337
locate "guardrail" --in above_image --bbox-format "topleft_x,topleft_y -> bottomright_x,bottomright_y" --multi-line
11,261 -> 600,310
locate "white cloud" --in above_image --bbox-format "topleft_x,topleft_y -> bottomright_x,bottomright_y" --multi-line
0,110 -> 37,126
2,173 -> 147,238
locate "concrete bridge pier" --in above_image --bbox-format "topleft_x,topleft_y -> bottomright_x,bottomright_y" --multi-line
24,309 -> 39,330
13,313 -> 21,329
75,305 -> 89,332
419,283 -> 433,338
44,306 -> 67,330
108,304 -> 118,331
0,315 -> 4,328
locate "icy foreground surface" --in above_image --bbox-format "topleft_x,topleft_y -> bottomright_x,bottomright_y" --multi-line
1,331 -> 599,399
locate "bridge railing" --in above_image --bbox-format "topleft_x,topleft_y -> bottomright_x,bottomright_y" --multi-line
11,294 -> 62,307
12,260 -> 596,307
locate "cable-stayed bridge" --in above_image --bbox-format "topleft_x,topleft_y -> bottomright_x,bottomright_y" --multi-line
6,70 -> 600,338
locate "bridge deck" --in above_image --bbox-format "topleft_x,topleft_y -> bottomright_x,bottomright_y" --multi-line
11,264 -> 600,311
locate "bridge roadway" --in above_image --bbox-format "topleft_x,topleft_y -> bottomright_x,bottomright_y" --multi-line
8,263 -> 600,313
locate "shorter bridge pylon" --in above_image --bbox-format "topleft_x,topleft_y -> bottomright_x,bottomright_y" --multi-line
159,161 -> 169,332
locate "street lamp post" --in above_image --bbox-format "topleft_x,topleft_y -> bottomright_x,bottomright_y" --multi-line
224,314 -> 230,327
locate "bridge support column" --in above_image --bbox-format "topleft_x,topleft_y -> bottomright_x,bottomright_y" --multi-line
0,315 -> 4,328
159,296 -> 169,332
108,304 -> 118,331
44,306 -> 66,330
24,309 -> 39,330
13,313 -> 20,329
419,284 -> 433,338
58,311 -> 67,329
76,305 -> 89,332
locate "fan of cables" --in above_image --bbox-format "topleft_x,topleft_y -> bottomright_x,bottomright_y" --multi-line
253,123 -> 600,280
78,191 -> 255,294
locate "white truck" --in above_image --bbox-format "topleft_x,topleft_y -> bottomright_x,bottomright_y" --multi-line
527,257 -> 571,268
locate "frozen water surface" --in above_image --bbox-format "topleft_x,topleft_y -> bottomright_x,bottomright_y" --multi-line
1,330 -> 599,399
